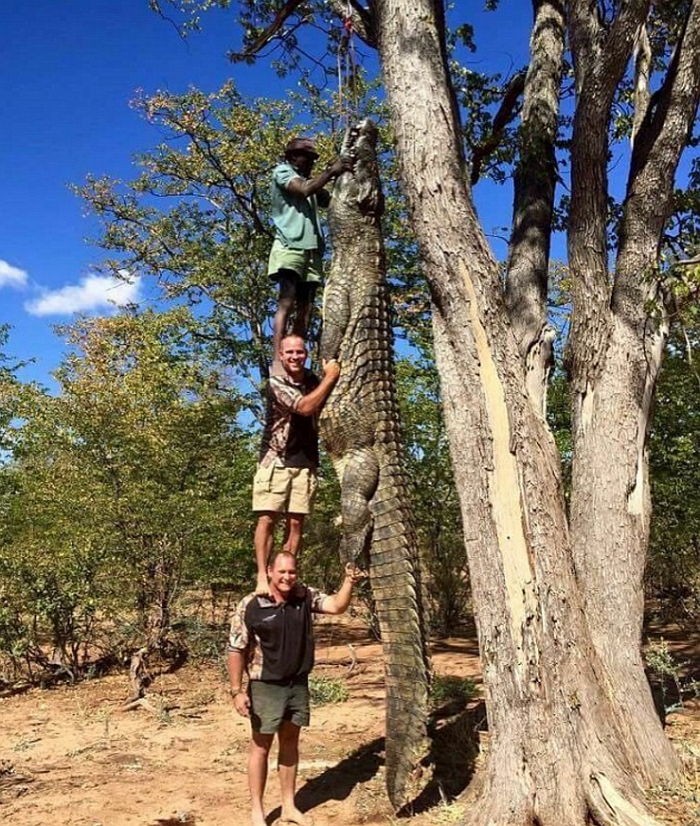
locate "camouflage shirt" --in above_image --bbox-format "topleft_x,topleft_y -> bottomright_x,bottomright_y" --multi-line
258,369 -> 321,470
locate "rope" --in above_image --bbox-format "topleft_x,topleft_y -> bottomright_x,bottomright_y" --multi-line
337,2 -> 359,128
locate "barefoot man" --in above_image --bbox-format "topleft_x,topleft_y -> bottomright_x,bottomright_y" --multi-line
252,335 -> 339,595
228,551 -> 364,826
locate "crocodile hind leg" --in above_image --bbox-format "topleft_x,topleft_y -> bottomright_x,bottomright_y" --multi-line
334,447 -> 379,566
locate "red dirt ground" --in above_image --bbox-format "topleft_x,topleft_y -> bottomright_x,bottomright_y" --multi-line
1,616 -> 698,825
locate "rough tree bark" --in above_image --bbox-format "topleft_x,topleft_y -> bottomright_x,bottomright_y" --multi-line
210,0 -> 699,819
504,0 -> 564,416
567,0 -> 700,783
371,0 -> 697,822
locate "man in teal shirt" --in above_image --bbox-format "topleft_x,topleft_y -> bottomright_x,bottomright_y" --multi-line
268,137 -> 351,370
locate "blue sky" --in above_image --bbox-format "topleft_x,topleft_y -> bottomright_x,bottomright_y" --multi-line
2,2 -> 531,389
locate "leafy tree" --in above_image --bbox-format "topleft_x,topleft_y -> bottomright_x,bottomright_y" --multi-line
0,324 -> 27,452
151,0 -> 700,819
647,322 -> 700,627
0,309 -> 254,688
77,86 -> 302,407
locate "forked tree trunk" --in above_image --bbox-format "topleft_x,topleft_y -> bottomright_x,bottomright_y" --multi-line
567,0 -> 700,783
374,0 -> 677,821
568,312 -> 677,784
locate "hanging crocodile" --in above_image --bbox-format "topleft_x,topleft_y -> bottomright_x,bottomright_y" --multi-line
319,119 -> 430,809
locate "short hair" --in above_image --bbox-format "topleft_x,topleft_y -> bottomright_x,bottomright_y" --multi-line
279,334 -> 306,352
267,550 -> 297,570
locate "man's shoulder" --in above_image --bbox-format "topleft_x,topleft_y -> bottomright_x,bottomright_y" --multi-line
237,592 -> 259,612
272,162 -> 301,186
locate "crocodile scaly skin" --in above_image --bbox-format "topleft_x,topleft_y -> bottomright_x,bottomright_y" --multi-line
320,119 -> 430,808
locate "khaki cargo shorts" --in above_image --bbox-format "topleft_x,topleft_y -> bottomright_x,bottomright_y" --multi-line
252,463 -> 318,515
267,240 -> 323,284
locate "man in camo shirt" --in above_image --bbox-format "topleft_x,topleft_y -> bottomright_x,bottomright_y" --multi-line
252,335 -> 339,595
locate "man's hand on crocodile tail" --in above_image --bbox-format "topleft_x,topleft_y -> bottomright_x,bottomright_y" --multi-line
344,562 -> 367,584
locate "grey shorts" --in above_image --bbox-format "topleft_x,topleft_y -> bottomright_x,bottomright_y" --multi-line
249,676 -> 310,734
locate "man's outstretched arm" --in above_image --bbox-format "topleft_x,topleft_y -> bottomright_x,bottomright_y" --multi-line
320,564 -> 366,615
286,157 -> 353,199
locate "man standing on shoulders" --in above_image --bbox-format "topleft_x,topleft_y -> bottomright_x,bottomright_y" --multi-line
253,334 -> 339,595
268,136 -> 352,367
228,551 -> 364,826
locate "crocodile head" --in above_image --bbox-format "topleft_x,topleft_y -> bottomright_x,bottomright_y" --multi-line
332,118 -> 384,220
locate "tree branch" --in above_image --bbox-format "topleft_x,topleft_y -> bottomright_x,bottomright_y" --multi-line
504,0 -> 565,417
470,71 -> 525,186
230,0 -> 306,61
614,0 -> 700,310
631,20 -> 652,148
566,0 -> 652,387
341,0 -> 378,48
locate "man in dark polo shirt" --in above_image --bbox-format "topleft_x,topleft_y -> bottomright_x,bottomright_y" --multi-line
252,334 -> 339,595
228,551 -> 362,826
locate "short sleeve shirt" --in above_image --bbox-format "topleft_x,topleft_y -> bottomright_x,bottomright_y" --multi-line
270,162 -> 325,253
228,585 -> 328,681
258,369 -> 321,469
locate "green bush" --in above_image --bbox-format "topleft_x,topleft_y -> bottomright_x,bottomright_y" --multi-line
309,674 -> 349,705
429,674 -> 477,706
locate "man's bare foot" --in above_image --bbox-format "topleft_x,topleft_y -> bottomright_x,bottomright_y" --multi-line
255,574 -> 270,596
250,810 -> 267,826
280,807 -> 313,826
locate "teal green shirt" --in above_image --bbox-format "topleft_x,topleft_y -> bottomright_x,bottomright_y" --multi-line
270,162 -> 325,253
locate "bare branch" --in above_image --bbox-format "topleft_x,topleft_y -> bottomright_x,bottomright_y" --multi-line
615,0 -> 700,309
505,0 -> 565,416
631,21 -> 652,147
231,0 -> 306,60
567,0 -> 652,386
470,71 -> 525,186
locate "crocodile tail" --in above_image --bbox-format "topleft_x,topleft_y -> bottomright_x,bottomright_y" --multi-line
370,461 -> 431,808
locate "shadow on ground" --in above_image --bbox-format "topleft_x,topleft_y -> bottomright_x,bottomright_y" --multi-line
265,700 -> 486,822
398,699 -> 485,817
266,737 -> 385,823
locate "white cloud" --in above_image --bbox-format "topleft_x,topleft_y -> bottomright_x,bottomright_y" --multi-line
0,260 -> 28,289
25,272 -> 141,317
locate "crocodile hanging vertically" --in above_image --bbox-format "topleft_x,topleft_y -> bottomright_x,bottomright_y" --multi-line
319,119 -> 430,809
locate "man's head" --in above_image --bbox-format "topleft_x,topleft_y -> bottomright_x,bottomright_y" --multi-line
279,335 -> 307,381
285,137 -> 319,177
267,551 -> 298,600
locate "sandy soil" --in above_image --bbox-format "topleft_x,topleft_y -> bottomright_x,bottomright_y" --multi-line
1,616 -> 698,826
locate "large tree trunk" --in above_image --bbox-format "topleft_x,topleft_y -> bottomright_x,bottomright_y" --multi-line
567,0 -> 700,783
374,0 -> 677,821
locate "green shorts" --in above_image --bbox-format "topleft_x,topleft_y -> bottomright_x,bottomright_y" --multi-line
249,676 -> 310,734
252,464 -> 317,515
267,239 -> 323,284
